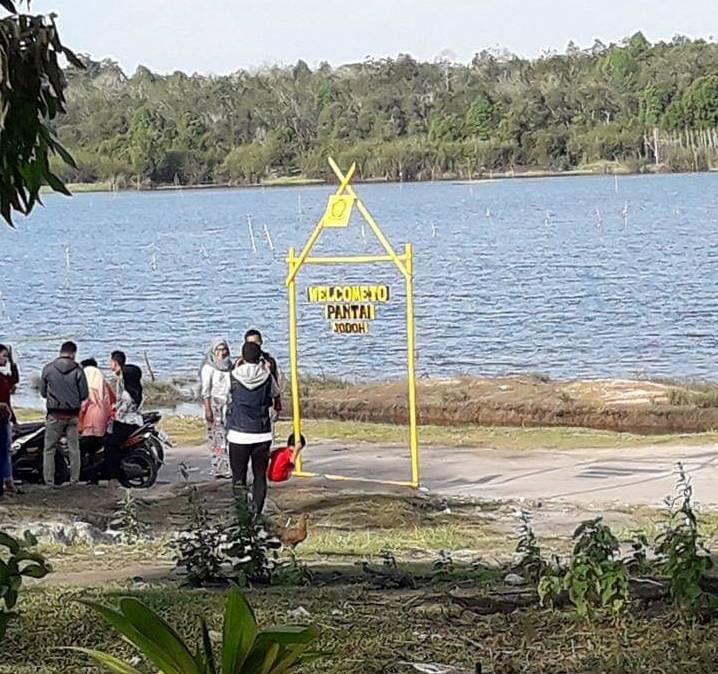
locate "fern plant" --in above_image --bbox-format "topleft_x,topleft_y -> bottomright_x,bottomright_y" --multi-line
72,584 -> 321,674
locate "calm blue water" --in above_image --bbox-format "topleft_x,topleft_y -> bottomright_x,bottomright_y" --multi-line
2,173 -> 718,388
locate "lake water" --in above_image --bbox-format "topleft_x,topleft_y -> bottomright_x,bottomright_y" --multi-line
3,173 -> 718,388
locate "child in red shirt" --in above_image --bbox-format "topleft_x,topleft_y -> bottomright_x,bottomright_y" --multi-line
268,433 -> 306,482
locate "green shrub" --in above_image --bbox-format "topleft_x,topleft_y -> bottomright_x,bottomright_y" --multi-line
171,467 -> 225,586
655,463 -> 713,614
514,509 -> 547,583
564,517 -> 629,619
112,489 -> 149,544
220,488 -> 282,586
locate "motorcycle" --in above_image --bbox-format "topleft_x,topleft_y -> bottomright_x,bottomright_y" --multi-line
11,412 -> 170,488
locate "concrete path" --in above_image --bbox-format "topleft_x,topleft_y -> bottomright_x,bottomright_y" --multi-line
162,440 -> 718,508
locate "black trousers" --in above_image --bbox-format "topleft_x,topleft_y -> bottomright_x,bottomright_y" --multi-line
103,422 -> 138,477
81,435 -> 103,482
229,441 -> 271,514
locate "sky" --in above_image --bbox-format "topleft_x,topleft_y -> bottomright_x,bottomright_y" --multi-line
39,0 -> 718,75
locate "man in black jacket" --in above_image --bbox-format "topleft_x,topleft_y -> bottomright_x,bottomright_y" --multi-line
227,341 -> 279,514
244,328 -> 282,419
40,341 -> 89,486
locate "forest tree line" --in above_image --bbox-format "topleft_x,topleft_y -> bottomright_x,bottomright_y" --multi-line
52,32 -> 718,187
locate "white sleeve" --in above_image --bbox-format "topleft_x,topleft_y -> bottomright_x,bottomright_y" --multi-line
200,365 -> 212,400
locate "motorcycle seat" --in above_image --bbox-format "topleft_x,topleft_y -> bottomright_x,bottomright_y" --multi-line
13,421 -> 44,437
141,411 -> 161,425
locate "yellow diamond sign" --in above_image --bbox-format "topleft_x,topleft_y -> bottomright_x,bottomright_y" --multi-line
321,194 -> 354,228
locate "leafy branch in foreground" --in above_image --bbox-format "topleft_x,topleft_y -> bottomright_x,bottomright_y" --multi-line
0,1 -> 82,226
72,584 -> 321,674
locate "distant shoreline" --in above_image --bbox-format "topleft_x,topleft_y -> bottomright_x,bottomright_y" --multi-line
43,165 -> 718,196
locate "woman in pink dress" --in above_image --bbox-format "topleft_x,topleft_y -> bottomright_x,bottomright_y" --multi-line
79,358 -> 116,483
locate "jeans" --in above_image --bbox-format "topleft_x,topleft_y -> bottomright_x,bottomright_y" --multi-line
229,441 -> 271,513
0,420 -> 11,495
44,414 -> 80,485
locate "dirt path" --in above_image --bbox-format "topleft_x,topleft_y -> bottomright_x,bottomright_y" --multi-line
6,438 -> 717,587
164,439 -> 718,508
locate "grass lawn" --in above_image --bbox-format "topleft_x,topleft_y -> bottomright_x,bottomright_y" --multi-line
3,582 -> 718,674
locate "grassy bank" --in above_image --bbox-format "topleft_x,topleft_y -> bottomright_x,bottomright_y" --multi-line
22,404 -> 682,452
138,374 -> 718,435
159,414 -> 718,451
19,374 -> 718,445
293,375 -> 718,434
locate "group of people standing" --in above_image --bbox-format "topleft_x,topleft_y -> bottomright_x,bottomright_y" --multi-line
201,329 -> 281,513
0,329 -> 281,514
0,341 -> 144,498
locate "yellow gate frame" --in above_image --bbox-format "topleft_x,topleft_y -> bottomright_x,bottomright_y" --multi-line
286,157 -> 420,488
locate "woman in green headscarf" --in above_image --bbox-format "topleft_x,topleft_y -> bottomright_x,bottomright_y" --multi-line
200,337 -> 232,478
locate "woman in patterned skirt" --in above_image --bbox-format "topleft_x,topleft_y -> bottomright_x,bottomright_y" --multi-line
200,338 -> 232,478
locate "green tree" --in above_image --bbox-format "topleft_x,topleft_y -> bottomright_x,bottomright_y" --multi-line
128,106 -> 177,182
639,85 -> 662,125
680,74 -> 718,129
465,95 -> 494,139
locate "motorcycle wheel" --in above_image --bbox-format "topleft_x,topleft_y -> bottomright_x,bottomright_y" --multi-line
118,449 -> 158,489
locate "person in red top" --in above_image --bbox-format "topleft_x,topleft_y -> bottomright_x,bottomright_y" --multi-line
0,344 -> 19,497
267,433 -> 306,483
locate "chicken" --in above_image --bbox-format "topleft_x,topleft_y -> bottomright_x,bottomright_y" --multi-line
277,513 -> 311,549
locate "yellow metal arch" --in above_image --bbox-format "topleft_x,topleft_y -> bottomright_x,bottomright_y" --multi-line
286,157 -> 420,487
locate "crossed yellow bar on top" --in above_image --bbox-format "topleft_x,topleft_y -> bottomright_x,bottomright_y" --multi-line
285,157 -> 409,285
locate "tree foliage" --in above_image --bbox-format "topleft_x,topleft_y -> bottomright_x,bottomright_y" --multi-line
0,1 -> 81,225
49,33 -> 718,186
